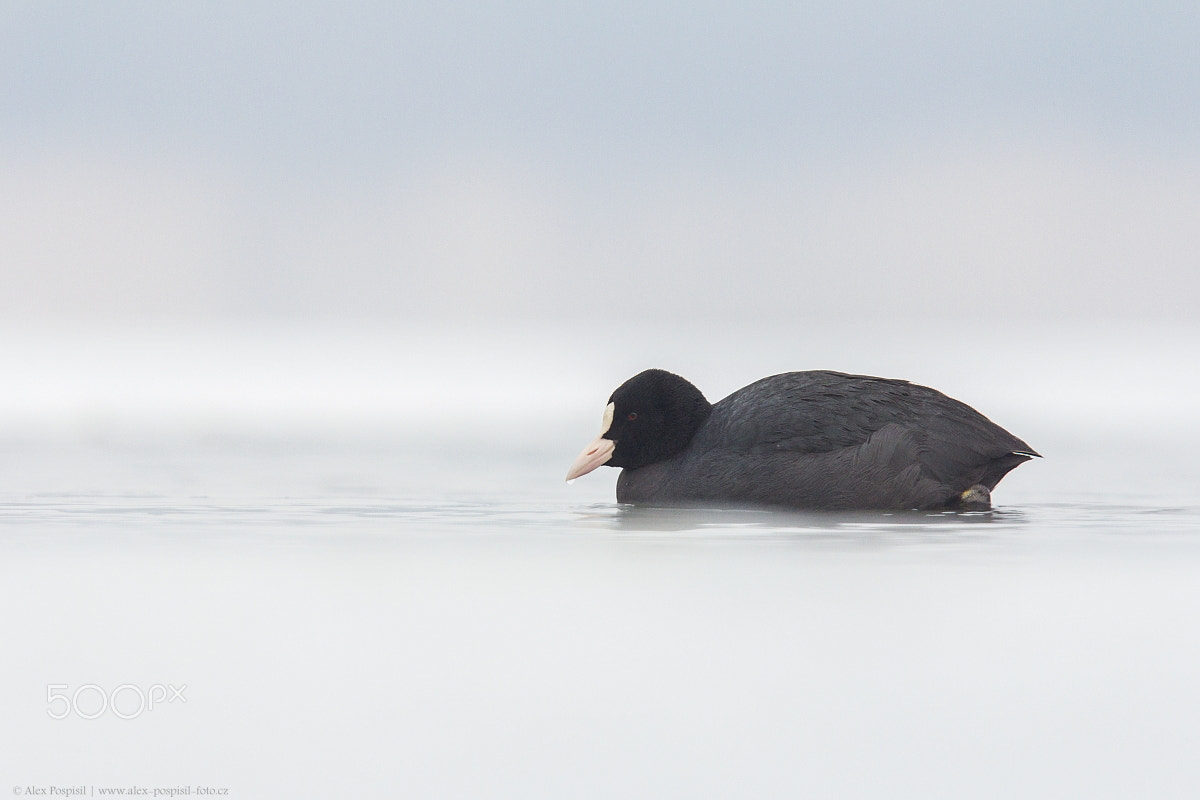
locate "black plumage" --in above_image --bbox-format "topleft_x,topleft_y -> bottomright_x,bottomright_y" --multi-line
569,369 -> 1038,511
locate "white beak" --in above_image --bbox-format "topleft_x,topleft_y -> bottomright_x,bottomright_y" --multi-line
566,402 -> 616,482
565,435 -> 616,481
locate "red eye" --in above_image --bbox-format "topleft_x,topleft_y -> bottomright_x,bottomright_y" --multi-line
627,412 -> 638,421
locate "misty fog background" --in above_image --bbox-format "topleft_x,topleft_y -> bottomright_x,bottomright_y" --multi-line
5,8 -> 1200,797
0,1 -> 1197,459
2,2 -> 1197,326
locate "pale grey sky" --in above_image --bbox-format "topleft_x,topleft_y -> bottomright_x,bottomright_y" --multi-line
2,2 -> 1197,323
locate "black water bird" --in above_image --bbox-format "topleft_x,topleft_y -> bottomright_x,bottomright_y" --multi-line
566,369 -> 1038,511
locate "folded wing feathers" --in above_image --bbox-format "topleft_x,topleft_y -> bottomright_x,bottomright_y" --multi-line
718,372 -> 1034,493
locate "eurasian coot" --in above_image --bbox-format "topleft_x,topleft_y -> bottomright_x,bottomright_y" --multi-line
566,369 -> 1038,511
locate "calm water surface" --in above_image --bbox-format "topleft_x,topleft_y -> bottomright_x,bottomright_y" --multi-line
1,323 -> 1198,798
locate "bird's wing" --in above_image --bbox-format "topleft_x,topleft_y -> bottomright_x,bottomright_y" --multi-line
703,371 -> 1034,485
